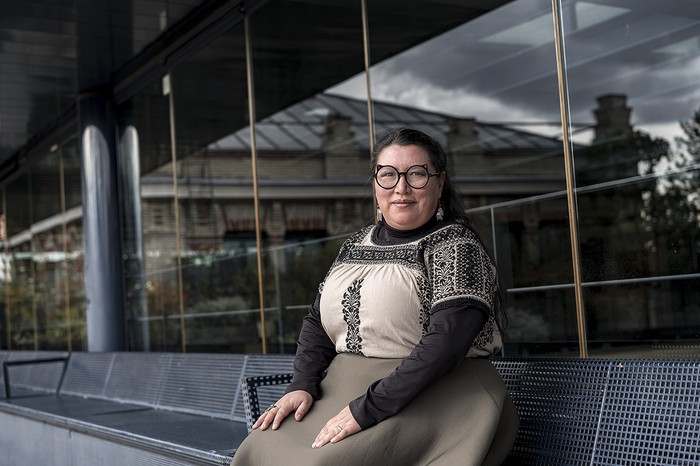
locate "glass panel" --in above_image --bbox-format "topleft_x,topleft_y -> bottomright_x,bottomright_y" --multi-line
505,288 -> 579,356
5,175 -> 35,349
562,1 -> 700,357
29,154 -> 65,350
250,0 -> 369,353
131,0 -> 203,56
354,0 -> 570,355
0,189 -> 7,349
118,79 -> 179,351
0,141 -> 85,352
169,25 -> 254,353
261,236 -> 348,354
180,245 -> 263,353
0,4 -> 77,161
62,139 -> 87,351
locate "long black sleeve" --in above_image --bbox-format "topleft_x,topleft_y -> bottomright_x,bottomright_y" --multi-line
284,293 -> 337,399
348,300 -> 488,429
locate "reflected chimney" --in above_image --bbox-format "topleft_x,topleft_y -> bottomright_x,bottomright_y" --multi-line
322,113 -> 354,151
322,113 -> 358,178
448,117 -> 483,176
593,94 -> 632,143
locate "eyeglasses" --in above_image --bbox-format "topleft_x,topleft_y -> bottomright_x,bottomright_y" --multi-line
373,164 -> 441,190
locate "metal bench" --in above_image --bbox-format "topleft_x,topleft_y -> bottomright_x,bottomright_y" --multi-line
1,350 -> 70,398
241,357 -> 700,465
0,350 -> 294,466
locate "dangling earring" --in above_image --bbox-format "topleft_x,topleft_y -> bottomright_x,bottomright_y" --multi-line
377,208 -> 383,222
436,201 -> 444,221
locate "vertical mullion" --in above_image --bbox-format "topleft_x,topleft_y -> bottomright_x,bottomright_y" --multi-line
551,0 -> 588,358
245,13 -> 267,354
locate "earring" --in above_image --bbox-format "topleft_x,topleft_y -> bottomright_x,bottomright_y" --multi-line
377,208 -> 383,222
436,201 -> 444,221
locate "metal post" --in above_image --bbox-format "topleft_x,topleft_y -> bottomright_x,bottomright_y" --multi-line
551,0 -> 588,357
360,0 -> 378,223
244,13 -> 267,354
164,75 -> 187,353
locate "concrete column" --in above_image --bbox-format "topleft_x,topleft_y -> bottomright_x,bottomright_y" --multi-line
78,91 -> 126,351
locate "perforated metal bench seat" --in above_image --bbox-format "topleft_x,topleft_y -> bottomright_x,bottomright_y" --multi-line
242,357 -> 700,466
0,351 -> 295,466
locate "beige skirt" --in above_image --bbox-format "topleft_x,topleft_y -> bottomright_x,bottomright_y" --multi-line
231,353 -> 518,466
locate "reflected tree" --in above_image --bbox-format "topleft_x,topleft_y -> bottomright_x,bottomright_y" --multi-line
577,102 -> 700,342
639,107 -> 700,272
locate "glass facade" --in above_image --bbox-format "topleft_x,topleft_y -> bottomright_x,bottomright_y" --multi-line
360,0 -> 578,355
0,0 -> 698,358
561,1 -> 700,357
250,0 -> 369,355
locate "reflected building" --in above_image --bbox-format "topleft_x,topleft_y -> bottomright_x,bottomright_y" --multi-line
8,92 -> 660,352
1,0 -> 698,357
140,93 -> 566,268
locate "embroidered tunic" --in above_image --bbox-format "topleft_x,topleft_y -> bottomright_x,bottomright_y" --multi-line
320,222 -> 501,358
286,220 -> 501,429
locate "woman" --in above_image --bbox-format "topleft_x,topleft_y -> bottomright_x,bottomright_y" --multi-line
232,128 -> 518,465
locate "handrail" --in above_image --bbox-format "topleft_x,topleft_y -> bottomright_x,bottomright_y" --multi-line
3,355 -> 70,399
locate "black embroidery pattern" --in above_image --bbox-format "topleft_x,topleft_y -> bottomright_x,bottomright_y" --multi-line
424,226 -> 497,350
342,279 -> 364,354
473,314 -> 496,349
319,226 -> 373,294
329,223 -> 498,353
342,245 -> 423,270
416,275 -> 431,336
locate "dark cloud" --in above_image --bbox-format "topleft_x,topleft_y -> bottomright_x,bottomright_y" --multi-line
335,0 -> 700,143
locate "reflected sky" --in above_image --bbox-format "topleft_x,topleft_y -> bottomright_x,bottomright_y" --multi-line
330,0 -> 700,144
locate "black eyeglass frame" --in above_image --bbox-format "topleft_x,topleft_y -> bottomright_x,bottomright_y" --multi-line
373,164 -> 442,190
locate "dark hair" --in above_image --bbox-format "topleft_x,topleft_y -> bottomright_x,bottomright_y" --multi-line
371,127 -> 471,227
371,127 -> 508,334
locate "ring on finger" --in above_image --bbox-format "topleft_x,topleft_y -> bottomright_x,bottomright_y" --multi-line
336,425 -> 343,433
265,403 -> 277,412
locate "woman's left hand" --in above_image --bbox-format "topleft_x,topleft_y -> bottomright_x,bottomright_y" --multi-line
311,406 -> 361,448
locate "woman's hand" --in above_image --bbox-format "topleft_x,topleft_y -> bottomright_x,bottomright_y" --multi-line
311,406 -> 361,448
253,390 -> 313,431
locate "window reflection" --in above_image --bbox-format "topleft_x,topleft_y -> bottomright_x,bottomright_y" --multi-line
0,189 -> 7,349
30,156 -> 64,350
250,0 -> 368,353
118,79 -> 178,352
61,140 -> 86,351
0,142 -> 86,352
562,0 -> 700,357
357,0 -> 571,355
3,0 -> 697,358
4,175 -> 36,350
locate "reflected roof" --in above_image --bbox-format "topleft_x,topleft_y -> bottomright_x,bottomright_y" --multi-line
207,93 -> 564,153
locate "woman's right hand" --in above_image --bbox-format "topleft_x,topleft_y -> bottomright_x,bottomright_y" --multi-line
253,390 -> 314,431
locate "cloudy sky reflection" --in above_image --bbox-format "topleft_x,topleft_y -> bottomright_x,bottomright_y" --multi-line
330,0 -> 700,144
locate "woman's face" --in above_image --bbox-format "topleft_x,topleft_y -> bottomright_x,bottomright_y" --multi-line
374,144 -> 444,230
